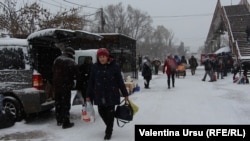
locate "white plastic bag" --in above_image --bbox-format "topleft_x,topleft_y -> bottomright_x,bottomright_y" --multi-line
72,90 -> 84,106
81,101 -> 95,122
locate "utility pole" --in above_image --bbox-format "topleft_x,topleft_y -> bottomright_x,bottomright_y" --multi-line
100,8 -> 105,32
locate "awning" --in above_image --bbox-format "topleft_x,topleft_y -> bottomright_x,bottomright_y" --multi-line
214,46 -> 230,54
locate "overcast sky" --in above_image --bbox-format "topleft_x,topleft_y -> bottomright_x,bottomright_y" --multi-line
13,0 -> 248,51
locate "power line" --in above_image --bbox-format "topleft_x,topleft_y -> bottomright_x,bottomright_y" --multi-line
39,0 -> 63,8
63,0 -> 99,10
152,13 -> 213,18
51,0 -> 71,8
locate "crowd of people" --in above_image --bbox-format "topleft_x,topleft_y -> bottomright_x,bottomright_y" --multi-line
140,52 -> 249,89
201,52 -> 249,84
141,54 -> 199,89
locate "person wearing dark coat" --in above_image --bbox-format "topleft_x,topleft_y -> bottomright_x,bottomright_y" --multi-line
202,56 -> 213,82
52,47 -> 79,129
85,48 -> 129,140
152,59 -> 161,75
188,56 -> 198,75
142,59 -> 152,88
76,56 -> 93,105
215,56 -> 225,79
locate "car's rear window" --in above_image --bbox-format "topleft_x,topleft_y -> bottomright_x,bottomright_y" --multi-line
0,46 -> 30,70
78,56 -> 93,65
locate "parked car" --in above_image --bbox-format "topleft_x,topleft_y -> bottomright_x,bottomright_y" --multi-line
75,49 -> 98,65
0,29 -> 103,121
0,37 -> 55,121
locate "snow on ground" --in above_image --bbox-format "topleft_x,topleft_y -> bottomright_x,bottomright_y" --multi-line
0,66 -> 250,141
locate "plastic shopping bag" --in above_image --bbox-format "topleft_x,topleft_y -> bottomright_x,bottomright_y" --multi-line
73,90 -> 84,106
128,99 -> 139,115
81,101 -> 95,122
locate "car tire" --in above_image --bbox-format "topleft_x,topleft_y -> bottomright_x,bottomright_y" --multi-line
3,97 -> 23,122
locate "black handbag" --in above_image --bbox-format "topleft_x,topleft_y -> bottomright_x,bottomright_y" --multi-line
115,99 -> 133,127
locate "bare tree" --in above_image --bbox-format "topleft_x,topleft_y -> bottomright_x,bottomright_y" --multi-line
40,8 -> 86,30
0,1 -> 53,37
17,2 -> 52,37
178,42 -> 186,56
101,3 -> 126,33
126,5 -> 152,40
0,0 -> 20,37
0,0 -> 87,38
92,2 -> 152,41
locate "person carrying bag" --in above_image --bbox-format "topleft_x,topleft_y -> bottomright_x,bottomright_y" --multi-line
85,48 -> 129,140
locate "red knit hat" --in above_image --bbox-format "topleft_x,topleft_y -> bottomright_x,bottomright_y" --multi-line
97,48 -> 109,57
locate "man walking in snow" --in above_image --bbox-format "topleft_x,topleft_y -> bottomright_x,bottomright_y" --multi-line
188,55 -> 198,75
202,55 -> 213,82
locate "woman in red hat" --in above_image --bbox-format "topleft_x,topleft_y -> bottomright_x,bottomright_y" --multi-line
86,48 -> 129,140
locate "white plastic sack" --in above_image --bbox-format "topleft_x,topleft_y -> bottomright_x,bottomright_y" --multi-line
72,90 -> 84,106
81,101 -> 95,122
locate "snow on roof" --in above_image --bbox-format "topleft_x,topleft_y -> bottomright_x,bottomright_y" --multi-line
27,28 -> 103,41
97,33 -> 136,40
75,30 -> 103,40
0,38 -> 28,46
214,46 -> 230,54
27,28 -> 74,40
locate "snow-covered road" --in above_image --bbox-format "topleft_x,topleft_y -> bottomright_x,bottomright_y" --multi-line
1,67 -> 250,141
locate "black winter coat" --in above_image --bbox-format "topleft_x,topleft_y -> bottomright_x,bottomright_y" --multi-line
142,62 -> 152,80
188,58 -> 198,68
203,58 -> 212,71
52,53 -> 78,89
86,60 -> 128,106
76,62 -> 93,96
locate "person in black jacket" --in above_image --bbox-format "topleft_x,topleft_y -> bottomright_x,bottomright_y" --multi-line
85,48 -> 129,140
202,56 -> 213,82
142,59 -> 152,89
52,47 -> 79,129
76,56 -> 93,105
188,56 -> 198,75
